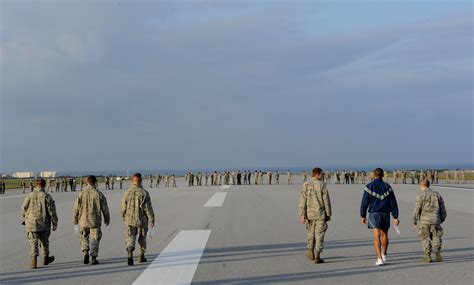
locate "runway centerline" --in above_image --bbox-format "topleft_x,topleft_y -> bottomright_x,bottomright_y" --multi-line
203,192 -> 227,207
132,230 -> 211,285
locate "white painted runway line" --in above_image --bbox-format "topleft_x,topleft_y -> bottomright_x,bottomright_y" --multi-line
432,186 -> 474,192
133,230 -> 211,285
0,194 -> 26,199
203,192 -> 227,207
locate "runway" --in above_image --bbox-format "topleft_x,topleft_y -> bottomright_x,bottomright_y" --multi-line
1,177 -> 473,284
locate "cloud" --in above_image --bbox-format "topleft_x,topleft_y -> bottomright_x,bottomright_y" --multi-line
0,2 -> 472,172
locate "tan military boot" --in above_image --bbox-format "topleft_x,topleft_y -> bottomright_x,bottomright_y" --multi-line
423,253 -> 432,263
435,251 -> 443,262
43,255 -> 55,266
138,254 -> 147,263
315,252 -> 324,264
31,256 -> 37,269
306,249 -> 315,261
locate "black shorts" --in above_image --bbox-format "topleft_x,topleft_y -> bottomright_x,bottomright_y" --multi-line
368,212 -> 391,230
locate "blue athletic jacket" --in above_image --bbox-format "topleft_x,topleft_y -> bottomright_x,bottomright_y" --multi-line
360,178 -> 399,219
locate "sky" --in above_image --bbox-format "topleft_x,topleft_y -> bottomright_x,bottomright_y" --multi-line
1,0 -> 473,173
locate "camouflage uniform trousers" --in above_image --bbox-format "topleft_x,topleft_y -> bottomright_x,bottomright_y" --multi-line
80,227 -> 102,257
27,231 -> 51,257
418,224 -> 443,254
306,220 -> 328,253
125,226 -> 148,254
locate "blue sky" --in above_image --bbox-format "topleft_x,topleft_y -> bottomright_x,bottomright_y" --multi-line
1,0 -> 472,172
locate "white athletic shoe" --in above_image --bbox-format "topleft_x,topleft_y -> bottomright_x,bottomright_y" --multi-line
382,254 -> 387,262
375,258 -> 384,266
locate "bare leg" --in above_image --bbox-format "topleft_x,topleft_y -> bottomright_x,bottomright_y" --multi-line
381,229 -> 389,255
373,229 -> 382,258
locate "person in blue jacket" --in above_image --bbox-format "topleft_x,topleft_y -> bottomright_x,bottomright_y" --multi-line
360,168 -> 400,266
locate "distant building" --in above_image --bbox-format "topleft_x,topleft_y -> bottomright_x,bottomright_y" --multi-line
40,171 -> 57,178
13,172 -> 34,178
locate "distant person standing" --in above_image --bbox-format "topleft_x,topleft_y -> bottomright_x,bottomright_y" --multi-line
111,177 -> 115,190
53,178 -> 60,193
55,179 -> 60,192
156,174 -> 161,188
119,177 -> 123,189
46,178 -> 52,192
268,171 -> 272,185
69,177 -> 74,192
302,171 -> 308,183
121,173 -> 155,265
21,180 -> 27,193
299,168 -> 332,263
360,168 -> 399,266
275,171 -> 280,184
412,180 -> 447,263
105,176 -> 111,190
237,171 -> 242,185
62,178 -> 68,192
72,175 -> 110,265
21,179 -> 58,269
0,180 -> 6,194
287,170 -> 293,185
29,180 -> 34,192
172,174 -> 177,187
411,171 -> 416,184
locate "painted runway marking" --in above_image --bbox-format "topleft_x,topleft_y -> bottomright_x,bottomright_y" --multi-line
432,186 -> 474,192
0,194 -> 26,199
133,230 -> 211,285
204,192 -> 227,207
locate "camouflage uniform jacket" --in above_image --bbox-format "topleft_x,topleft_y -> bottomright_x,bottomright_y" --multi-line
299,179 -> 332,220
121,185 -> 155,227
72,185 -> 110,228
413,188 -> 447,225
21,187 -> 58,232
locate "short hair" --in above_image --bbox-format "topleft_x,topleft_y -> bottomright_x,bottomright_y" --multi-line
132,173 -> 142,180
421,179 -> 430,187
312,167 -> 323,176
374,168 -> 384,178
86,175 -> 97,185
35,178 -> 46,187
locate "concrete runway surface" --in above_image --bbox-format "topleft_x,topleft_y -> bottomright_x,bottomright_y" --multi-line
1,177 -> 473,284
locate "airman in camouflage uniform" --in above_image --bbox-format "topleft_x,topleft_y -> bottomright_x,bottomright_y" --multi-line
121,173 -> 155,266
21,179 -> 58,269
302,171 -> 308,183
72,175 -> 110,265
299,168 -> 332,264
171,174 -> 177,187
111,176 -> 115,190
412,180 -> 447,263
